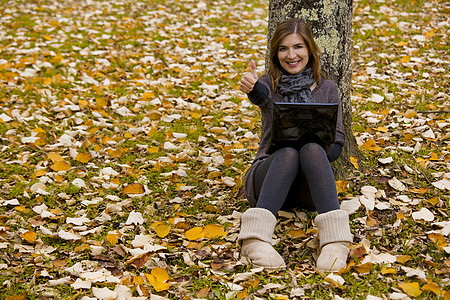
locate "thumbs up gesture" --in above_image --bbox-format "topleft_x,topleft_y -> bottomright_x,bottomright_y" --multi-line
239,60 -> 258,94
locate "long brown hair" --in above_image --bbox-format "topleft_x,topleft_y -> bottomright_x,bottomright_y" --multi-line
267,18 -> 325,91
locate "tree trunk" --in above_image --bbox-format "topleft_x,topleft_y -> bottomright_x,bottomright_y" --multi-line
267,0 -> 360,178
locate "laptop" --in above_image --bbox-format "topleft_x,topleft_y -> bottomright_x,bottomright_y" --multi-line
266,102 -> 338,154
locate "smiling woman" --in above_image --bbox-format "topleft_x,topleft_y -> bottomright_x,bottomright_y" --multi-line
237,18 -> 352,272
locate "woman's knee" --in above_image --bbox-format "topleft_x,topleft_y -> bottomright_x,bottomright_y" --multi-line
274,147 -> 300,163
299,143 -> 327,160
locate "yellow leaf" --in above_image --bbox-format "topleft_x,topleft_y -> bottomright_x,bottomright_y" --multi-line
49,20 -> 60,27
15,206 -> 28,213
50,161 -> 71,172
78,99 -> 89,109
43,77 -> 53,86
145,267 -> 170,292
48,152 -> 64,163
21,231 -> 36,243
76,152 -> 91,163
400,55 -> 410,63
336,180 -> 348,194
185,227 -> 204,241
375,126 -> 389,133
33,169 -> 48,177
399,282 -> 422,297
287,228 -> 306,239
122,183 -> 144,195
422,281 -> 441,296
428,233 -> 447,250
353,262 -> 374,274
203,224 -> 227,239
397,41 -> 408,46
381,266 -> 397,275
124,132 -> 133,139
396,255 -> 412,264
350,156 -> 359,169
361,138 -> 382,151
147,146 -> 159,154
154,223 -> 171,238
403,109 -> 417,119
106,233 -> 119,245
95,97 -> 108,109
142,91 -> 155,100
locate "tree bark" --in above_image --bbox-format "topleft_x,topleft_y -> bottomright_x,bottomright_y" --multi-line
267,0 -> 360,178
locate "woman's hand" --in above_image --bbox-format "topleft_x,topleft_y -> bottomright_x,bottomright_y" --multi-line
239,60 -> 258,94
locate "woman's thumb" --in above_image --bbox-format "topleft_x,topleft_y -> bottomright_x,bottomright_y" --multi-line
250,60 -> 257,78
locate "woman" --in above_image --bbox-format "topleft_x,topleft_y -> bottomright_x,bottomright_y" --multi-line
237,18 -> 352,272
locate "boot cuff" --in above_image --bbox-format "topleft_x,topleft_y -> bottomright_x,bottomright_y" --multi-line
315,209 -> 353,248
237,208 -> 277,246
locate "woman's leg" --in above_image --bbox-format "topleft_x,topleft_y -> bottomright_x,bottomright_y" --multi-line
298,143 -> 340,214
253,147 -> 300,216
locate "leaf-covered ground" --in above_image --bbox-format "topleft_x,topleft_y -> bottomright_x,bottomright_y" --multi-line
0,0 -> 448,299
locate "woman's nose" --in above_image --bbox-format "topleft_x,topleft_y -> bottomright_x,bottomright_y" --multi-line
287,48 -> 295,58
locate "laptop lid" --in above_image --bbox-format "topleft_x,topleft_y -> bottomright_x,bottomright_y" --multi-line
267,102 -> 338,154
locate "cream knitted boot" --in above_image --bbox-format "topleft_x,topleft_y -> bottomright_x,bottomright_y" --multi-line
237,208 -> 286,270
315,209 -> 353,272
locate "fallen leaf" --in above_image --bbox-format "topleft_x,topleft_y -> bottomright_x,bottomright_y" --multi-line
154,223 -> 171,238
21,231 -> 36,243
185,227 -> 204,241
203,224 -> 227,239
122,183 -> 145,194
399,282 -> 422,297
145,267 -> 170,292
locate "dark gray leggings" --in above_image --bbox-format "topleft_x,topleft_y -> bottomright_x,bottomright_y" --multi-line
253,143 -> 340,215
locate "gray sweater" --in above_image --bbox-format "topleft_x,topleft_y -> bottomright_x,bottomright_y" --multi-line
243,74 -> 345,205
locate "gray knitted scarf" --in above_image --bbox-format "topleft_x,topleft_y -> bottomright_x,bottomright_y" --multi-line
278,67 -> 315,103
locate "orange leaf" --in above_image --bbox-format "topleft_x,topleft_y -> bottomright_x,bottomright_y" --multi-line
122,183 -> 144,195
185,227 -> 204,241
399,282 -> 422,297
76,152 -> 91,163
106,233 -> 119,245
203,224 -> 227,239
43,77 -> 53,86
287,228 -> 306,239
21,231 -> 36,243
50,161 -> 71,171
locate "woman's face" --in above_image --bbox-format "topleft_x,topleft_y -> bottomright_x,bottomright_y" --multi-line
277,33 -> 309,74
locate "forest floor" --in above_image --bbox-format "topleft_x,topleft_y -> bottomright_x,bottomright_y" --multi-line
0,0 -> 448,299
